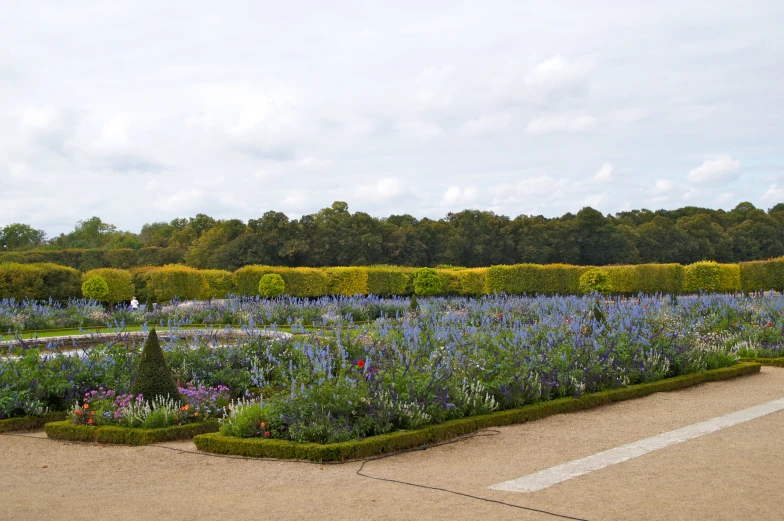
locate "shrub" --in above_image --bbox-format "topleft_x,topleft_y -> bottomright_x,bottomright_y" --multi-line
258,273 -> 286,297
103,248 -> 139,269
82,268 -> 134,304
325,267 -> 368,296
366,266 -> 411,295
234,266 -> 328,298
0,262 -> 81,301
414,268 -> 443,296
740,257 -> 784,292
683,261 -> 740,294
82,275 -> 109,301
486,264 -> 586,295
202,269 -> 235,299
146,265 -> 208,301
129,330 -> 180,402
579,268 -> 612,294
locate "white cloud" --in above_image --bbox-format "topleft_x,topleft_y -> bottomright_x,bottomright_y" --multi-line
457,113 -> 513,137
591,163 -> 613,183
356,177 -> 408,202
761,184 -> 784,203
525,114 -> 596,135
654,180 -> 673,194
687,156 -> 742,184
716,192 -> 734,203
441,186 -> 477,206
524,55 -> 595,89
581,193 -> 608,208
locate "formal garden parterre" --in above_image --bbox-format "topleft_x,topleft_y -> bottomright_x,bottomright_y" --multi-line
2,290 -> 783,455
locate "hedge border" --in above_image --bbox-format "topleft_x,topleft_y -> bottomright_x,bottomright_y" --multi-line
738,357 -> 784,368
0,411 -> 68,433
45,420 -> 219,445
194,362 -> 760,462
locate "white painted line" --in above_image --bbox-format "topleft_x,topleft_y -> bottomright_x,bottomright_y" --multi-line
489,398 -> 784,493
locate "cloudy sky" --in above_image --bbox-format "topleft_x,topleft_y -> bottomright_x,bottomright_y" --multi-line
2,1 -> 783,236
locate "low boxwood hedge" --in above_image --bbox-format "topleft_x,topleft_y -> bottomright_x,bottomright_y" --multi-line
737,357 -> 784,367
0,411 -> 68,433
194,362 -> 761,462
45,420 -> 219,445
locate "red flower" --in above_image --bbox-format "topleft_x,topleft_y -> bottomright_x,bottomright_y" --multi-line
264,431 -> 270,437
357,360 -> 365,368
90,411 -> 95,416
768,321 -> 773,327
75,410 -> 83,416
497,314 -> 503,320
87,418 -> 94,425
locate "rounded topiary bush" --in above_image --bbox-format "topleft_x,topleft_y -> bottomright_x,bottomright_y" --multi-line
414,268 -> 443,296
258,273 -> 286,297
129,329 -> 180,402
579,268 -> 612,295
82,275 -> 109,302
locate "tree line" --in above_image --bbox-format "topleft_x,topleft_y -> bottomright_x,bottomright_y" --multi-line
1,201 -> 783,269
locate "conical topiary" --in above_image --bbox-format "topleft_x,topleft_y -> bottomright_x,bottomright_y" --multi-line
129,329 -> 180,402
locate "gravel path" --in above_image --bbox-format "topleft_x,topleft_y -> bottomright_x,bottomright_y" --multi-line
2,367 -> 783,521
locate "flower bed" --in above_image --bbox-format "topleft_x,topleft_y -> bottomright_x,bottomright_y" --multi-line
45,420 -> 219,445
194,362 -> 761,461
0,411 -> 68,433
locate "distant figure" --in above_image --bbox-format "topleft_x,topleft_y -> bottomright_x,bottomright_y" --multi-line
130,296 -> 139,310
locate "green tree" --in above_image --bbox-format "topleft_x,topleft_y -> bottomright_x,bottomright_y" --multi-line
81,275 -> 109,301
129,329 -> 180,401
258,273 -> 285,297
0,223 -> 46,251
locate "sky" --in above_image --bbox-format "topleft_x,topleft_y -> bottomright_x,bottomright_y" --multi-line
1,0 -> 783,236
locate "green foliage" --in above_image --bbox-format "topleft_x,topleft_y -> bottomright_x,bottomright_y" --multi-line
81,275 -> 109,301
0,412 -> 68,433
487,264 -> 587,295
234,266 -> 328,298
366,266 -> 411,295
739,257 -> 784,292
82,268 -> 134,304
258,273 -> 286,297
683,261 -> 740,293
129,330 -> 180,402
413,267 -> 443,296
45,420 -> 218,445
146,265 -> 208,301
0,262 -> 81,301
579,268 -> 612,294
0,223 -> 46,251
202,269 -> 235,299
219,402 -> 265,438
195,363 -> 759,461
325,267 -> 368,296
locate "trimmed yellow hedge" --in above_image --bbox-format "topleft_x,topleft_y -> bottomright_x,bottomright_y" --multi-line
234,266 -> 328,297
683,261 -> 740,293
146,265 -> 208,301
0,262 -> 81,301
325,267 -> 368,296
366,266 -> 411,295
487,264 -> 589,295
739,257 -> 784,292
82,268 -> 135,304
201,269 -> 235,299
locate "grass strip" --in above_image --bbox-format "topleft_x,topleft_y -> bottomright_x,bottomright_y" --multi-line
0,411 -> 68,433
44,420 -> 219,445
194,362 -> 761,462
738,357 -> 784,367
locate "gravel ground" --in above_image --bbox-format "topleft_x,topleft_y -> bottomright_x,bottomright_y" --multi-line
2,367 -> 783,521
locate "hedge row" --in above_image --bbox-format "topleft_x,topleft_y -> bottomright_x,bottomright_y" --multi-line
44,420 -> 219,445
0,247 -> 186,271
737,357 -> 784,368
0,263 -> 82,301
0,411 -> 68,433
5,258 -> 784,302
194,362 -> 761,462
